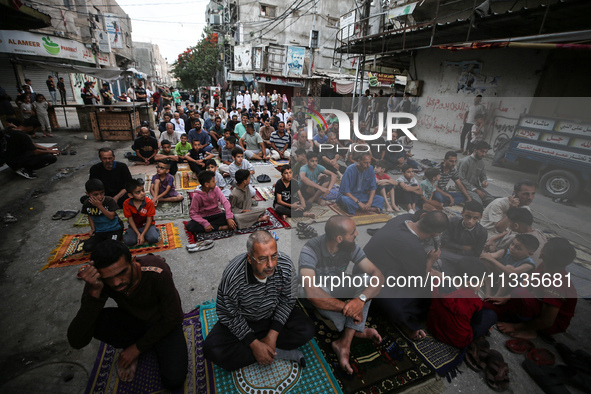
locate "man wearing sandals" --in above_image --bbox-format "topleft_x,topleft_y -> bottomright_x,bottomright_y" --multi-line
204,231 -> 315,371
68,240 -> 188,389
300,216 -> 384,374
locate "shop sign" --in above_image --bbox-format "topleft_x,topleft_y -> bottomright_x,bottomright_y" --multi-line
0,30 -> 109,66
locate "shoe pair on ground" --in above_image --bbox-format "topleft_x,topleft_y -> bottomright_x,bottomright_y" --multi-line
465,337 -> 510,391
186,240 -> 214,252
52,210 -> 79,220
15,168 -> 38,180
60,148 -> 77,155
523,343 -> 591,394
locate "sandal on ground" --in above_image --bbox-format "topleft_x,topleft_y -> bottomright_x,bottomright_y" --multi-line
527,348 -> 556,366
555,343 -> 591,374
485,350 -> 510,391
297,223 -> 317,239
62,210 -> 79,220
521,359 -> 569,394
46,133 -> 54,137
61,149 -> 68,155
52,210 -> 66,220
465,342 -> 487,372
69,149 -> 77,155
505,338 -> 535,354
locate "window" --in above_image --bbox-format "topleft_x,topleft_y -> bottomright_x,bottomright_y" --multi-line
260,4 -> 276,18
327,17 -> 339,28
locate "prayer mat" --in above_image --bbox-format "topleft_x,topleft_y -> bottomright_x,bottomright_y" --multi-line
84,308 -> 210,394
443,206 -> 463,219
269,159 -> 290,166
43,223 -> 181,270
286,205 -> 336,226
298,300 -> 435,394
399,330 -> 466,380
180,171 -> 199,190
329,204 -> 394,226
250,160 -> 274,166
200,302 -> 343,394
256,185 -> 275,201
184,208 -> 290,243
254,190 -> 265,201
142,173 -> 182,193
74,210 -> 127,227
146,191 -> 188,221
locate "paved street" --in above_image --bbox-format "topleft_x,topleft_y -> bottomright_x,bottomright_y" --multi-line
0,127 -> 589,393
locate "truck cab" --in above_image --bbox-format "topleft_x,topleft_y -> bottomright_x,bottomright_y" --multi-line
504,115 -> 591,199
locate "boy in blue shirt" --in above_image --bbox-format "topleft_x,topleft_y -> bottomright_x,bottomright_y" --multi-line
81,179 -> 123,252
480,233 -> 539,296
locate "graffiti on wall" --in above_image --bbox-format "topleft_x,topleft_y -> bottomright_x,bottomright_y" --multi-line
69,73 -> 99,105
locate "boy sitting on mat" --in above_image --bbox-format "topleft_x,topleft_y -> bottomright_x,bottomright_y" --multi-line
229,169 -> 269,229
81,179 -> 123,253
484,237 -> 577,339
123,179 -> 160,247
186,170 -> 236,235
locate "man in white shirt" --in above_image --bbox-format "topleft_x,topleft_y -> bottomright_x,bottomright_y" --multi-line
127,85 -> 136,101
284,108 -> 293,120
259,92 -> 266,108
243,90 -> 252,109
271,90 -> 279,108
159,123 -> 181,147
236,92 -> 244,109
251,90 -> 259,109
171,112 -> 185,132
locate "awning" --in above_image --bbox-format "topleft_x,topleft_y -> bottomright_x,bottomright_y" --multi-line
0,0 -> 51,30
19,59 -> 125,82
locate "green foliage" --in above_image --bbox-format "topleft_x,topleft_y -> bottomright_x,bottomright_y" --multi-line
172,30 -> 220,88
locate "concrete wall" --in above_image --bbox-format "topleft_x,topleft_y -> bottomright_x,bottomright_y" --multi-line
237,0 -> 357,71
410,48 -> 549,150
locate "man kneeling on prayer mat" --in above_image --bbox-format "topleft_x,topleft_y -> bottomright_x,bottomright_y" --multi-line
203,231 -> 315,371
299,216 -> 384,374
67,240 -> 187,389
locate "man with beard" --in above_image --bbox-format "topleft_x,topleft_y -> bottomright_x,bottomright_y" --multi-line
208,116 -> 225,151
68,240 -> 187,388
204,231 -> 315,371
300,216 -> 384,374
481,179 -> 536,236
188,119 -> 213,153
337,152 -> 384,215
128,127 -> 158,166
85,148 -> 133,208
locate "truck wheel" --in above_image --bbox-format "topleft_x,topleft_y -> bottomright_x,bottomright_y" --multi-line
539,170 -> 580,199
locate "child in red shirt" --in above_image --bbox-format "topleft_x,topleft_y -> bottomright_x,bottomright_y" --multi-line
428,257 -> 497,348
123,179 -> 160,246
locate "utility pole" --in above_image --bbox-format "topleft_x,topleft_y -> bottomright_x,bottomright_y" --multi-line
308,0 -> 317,78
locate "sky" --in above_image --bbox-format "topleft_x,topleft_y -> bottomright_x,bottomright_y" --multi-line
118,0 -> 207,64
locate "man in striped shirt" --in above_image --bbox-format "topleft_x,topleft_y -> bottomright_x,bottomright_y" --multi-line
204,231 -> 315,371
270,122 -> 291,160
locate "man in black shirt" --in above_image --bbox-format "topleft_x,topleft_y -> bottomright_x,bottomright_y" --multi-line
135,81 -> 147,102
2,127 -> 58,179
57,77 -> 67,104
83,148 -> 133,207
364,211 -> 448,341
158,114 -> 172,133
129,127 -> 158,166
100,83 -> 113,105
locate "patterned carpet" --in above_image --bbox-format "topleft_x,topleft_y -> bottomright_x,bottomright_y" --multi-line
43,223 -> 181,270
84,308 -> 209,393
200,302 -> 343,394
